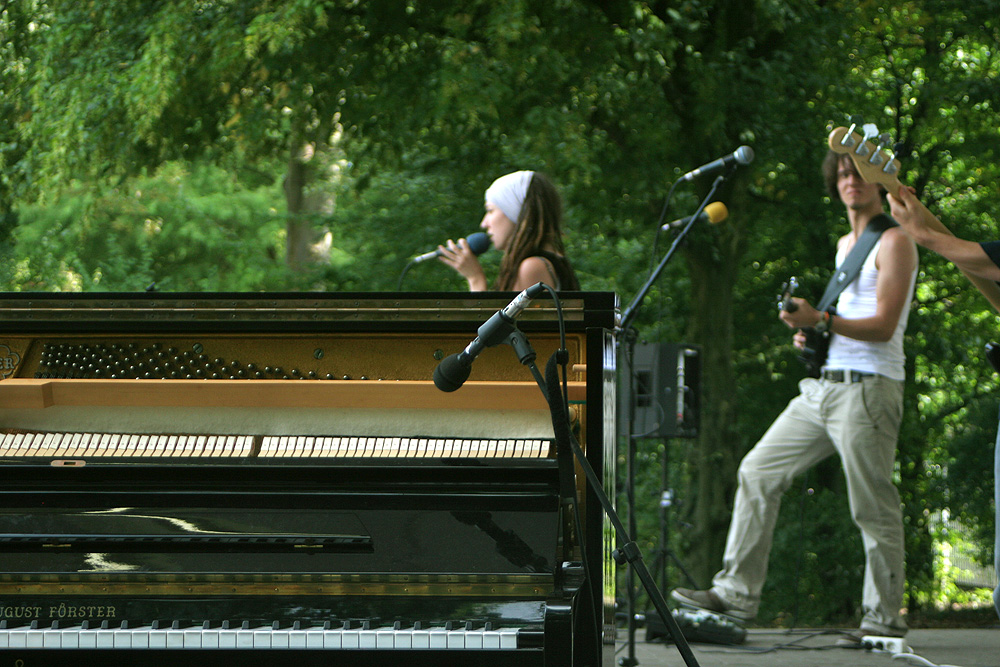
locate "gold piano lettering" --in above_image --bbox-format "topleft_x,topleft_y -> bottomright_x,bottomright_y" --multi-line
0,605 -> 42,620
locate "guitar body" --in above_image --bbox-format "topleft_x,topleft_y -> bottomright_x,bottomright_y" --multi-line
799,329 -> 829,378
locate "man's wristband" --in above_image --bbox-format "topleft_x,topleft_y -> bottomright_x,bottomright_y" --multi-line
814,310 -> 832,333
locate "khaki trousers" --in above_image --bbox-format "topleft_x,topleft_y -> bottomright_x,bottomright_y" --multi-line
712,375 -> 907,631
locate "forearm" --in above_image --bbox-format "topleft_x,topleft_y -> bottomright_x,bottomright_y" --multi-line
919,231 -> 1000,282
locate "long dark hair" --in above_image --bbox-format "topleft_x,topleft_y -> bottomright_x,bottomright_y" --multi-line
822,151 -> 886,201
494,172 -> 576,290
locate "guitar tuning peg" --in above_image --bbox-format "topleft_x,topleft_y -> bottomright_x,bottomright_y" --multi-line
867,133 -> 893,167
845,115 -> 863,140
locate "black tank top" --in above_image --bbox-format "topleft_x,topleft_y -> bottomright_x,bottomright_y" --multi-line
533,250 -> 580,291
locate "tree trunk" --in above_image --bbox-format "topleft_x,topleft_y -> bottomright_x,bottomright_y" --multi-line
682,189 -> 748,587
284,153 -> 312,272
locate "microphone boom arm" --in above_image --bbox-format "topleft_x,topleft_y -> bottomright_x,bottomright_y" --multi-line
620,174 -> 727,335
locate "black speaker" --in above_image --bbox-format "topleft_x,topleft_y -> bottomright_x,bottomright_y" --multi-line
630,343 -> 700,439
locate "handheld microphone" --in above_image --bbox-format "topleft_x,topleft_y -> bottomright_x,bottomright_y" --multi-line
660,201 -> 729,231
681,146 -> 754,182
433,282 -> 547,392
413,232 -> 490,263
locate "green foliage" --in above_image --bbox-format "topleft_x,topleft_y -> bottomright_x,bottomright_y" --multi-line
1,0 -> 999,626
3,162 -> 293,292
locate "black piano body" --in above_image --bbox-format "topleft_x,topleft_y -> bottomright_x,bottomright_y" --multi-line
0,291 -> 618,666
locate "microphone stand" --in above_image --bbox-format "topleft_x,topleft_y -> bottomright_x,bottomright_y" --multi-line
615,171 -> 730,666
486,291 -> 702,667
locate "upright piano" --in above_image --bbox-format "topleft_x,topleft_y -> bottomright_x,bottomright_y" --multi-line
0,291 -> 618,666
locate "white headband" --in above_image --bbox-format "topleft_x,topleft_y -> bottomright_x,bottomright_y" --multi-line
485,170 -> 534,224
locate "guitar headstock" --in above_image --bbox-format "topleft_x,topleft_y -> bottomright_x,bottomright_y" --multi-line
827,119 -> 903,192
778,277 -> 799,313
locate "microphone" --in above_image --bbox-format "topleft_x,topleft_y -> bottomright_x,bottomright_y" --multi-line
660,201 -> 729,231
413,232 -> 490,263
681,146 -> 754,182
433,282 -> 547,392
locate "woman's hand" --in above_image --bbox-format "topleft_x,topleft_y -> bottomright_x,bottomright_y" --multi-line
438,237 -> 488,291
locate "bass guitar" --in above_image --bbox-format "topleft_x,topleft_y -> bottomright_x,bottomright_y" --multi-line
778,277 -> 829,378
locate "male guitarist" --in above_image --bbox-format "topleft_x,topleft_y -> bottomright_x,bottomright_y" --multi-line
888,185 -> 1000,621
672,150 -> 918,644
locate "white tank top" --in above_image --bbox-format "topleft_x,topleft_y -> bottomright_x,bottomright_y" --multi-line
823,237 -> 917,381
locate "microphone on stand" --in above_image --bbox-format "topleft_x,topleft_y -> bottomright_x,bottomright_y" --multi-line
412,232 -> 491,263
681,146 -> 754,182
660,201 -> 729,231
433,282 -> 547,392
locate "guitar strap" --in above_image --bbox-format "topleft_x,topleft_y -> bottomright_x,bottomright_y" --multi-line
816,213 -> 898,313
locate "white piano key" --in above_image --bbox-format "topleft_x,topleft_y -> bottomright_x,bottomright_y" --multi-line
130,628 -> 150,648
25,627 -> 44,648
112,626 -> 132,648
42,625 -> 62,648
7,628 -> 27,648
499,627 -> 519,649
287,629 -> 307,648
340,627 -> 359,649
183,627 -> 203,647
321,628 -> 342,649
235,628 -> 254,648
482,630 -> 502,649
306,626 -> 328,648
61,628 -> 80,649
200,628 -> 220,648
218,627 -> 238,648
465,629 -> 485,649
148,628 -> 167,649
78,627 -> 99,648
447,629 -> 466,649
358,628 -> 377,649
95,628 -> 115,648
252,627 -> 271,648
411,628 -> 430,649
270,629 -> 289,648
375,628 -> 396,649
164,628 -> 185,649
428,628 -> 448,649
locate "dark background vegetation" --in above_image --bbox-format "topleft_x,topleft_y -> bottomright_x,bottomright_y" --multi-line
2,0 -> 997,627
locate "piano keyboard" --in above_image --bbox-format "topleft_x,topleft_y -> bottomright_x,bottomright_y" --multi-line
0,621 -> 525,650
0,431 -> 551,459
